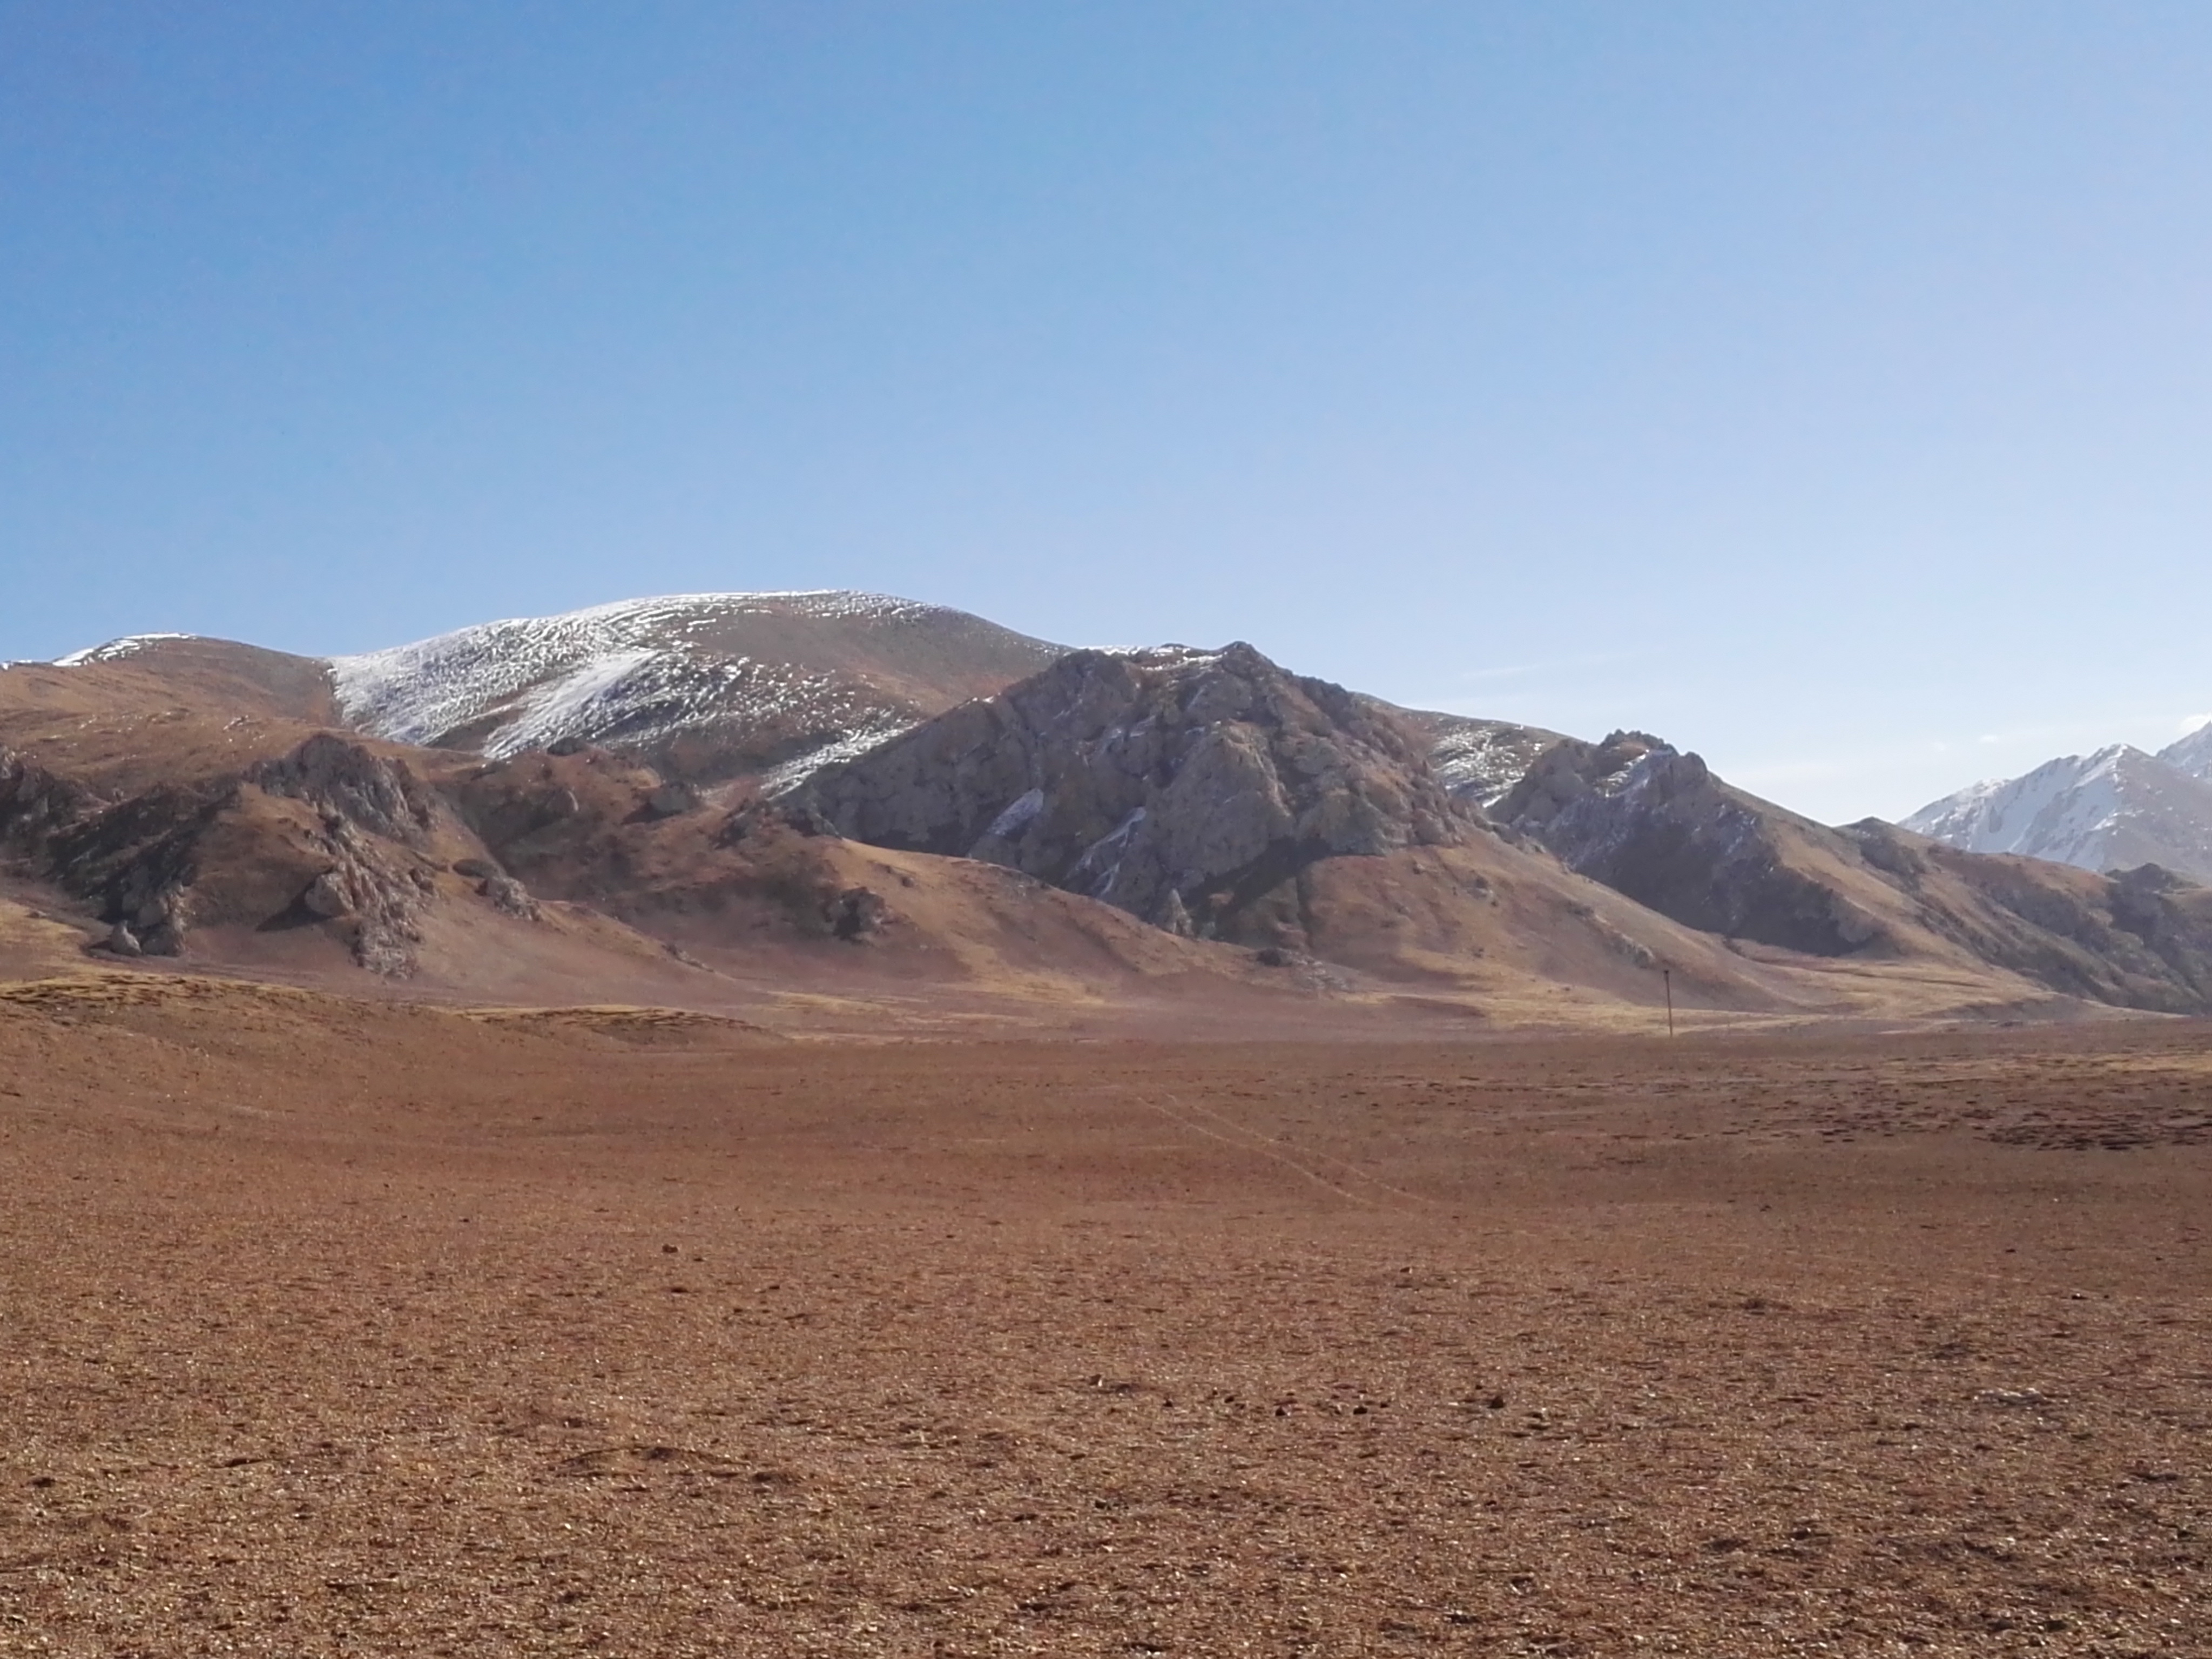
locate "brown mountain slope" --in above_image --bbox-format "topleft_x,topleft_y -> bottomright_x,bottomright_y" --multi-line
0,658 -> 1365,1022
1496,731 -> 2212,1013
0,640 -> 338,794
5,622 -> 2196,1029
327,591 -> 1068,784
784,644 -> 2115,1022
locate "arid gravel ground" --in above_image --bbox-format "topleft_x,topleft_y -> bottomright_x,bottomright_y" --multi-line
1,987 -> 2207,1656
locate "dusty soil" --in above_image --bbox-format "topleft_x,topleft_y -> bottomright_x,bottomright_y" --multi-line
1,985 -> 2207,1656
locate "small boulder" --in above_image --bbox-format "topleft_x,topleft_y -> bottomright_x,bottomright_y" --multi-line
645,782 -> 700,819
105,921 -> 143,958
480,875 -> 541,921
301,871 -> 351,920
827,886 -> 890,941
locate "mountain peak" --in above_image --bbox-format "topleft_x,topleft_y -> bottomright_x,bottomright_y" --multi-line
326,590 -> 1065,781
793,639 -> 1479,942
2159,720 -> 2212,781
1904,741 -> 2212,883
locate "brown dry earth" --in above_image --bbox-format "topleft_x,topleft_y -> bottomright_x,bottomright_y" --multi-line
1,985 -> 2208,1657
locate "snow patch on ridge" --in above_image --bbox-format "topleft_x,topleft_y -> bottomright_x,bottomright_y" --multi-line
329,591 -> 949,762
1427,722 -> 1562,808
51,633 -> 193,667
756,718 -> 914,794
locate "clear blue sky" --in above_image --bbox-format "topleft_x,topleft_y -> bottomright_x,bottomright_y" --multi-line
4,2 -> 2209,822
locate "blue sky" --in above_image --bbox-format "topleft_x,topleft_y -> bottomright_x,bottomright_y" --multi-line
4,2 -> 2209,822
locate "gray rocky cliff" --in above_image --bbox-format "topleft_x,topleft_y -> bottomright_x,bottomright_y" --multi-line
792,644 -> 1480,938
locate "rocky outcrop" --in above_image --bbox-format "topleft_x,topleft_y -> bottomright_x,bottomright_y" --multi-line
38,783 -> 215,956
826,886 -> 891,942
248,732 -> 437,847
478,873 -> 542,921
0,747 -> 105,862
227,737 -> 441,974
1494,731 -> 2212,1012
3,736 -> 447,973
1494,732 -> 1892,957
793,644 -> 1480,942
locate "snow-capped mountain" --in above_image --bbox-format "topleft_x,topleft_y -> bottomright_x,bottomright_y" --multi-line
326,591 -> 1066,784
38,592 -> 1574,804
1902,736 -> 2212,884
2162,720 -> 2212,783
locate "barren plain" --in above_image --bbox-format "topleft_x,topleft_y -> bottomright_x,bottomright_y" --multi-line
2,979 -> 2207,1656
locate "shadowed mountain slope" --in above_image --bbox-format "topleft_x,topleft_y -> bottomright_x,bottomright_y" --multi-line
793,644 -> 1476,939
1491,731 -> 2212,1013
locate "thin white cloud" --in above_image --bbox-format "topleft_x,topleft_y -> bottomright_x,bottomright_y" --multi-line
1439,651 -> 1637,686
2179,712 -> 2212,736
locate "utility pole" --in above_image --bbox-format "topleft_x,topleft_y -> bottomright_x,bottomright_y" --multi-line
1663,968 -> 1674,1037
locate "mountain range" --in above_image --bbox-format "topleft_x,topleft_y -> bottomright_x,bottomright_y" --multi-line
1905,727 -> 2212,885
6,591 -> 2212,1032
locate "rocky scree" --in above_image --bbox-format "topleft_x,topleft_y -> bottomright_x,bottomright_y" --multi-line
790,644 -> 1480,944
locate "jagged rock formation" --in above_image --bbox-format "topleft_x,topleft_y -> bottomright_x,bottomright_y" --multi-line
794,644 -> 1480,944
448,745 -> 896,946
1495,732 -> 1891,956
0,748 -> 102,863
1,734 -> 453,974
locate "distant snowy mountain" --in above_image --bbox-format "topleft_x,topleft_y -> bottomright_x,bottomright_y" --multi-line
2162,720 -> 2212,782
326,591 -> 1066,784
1902,736 -> 2212,884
